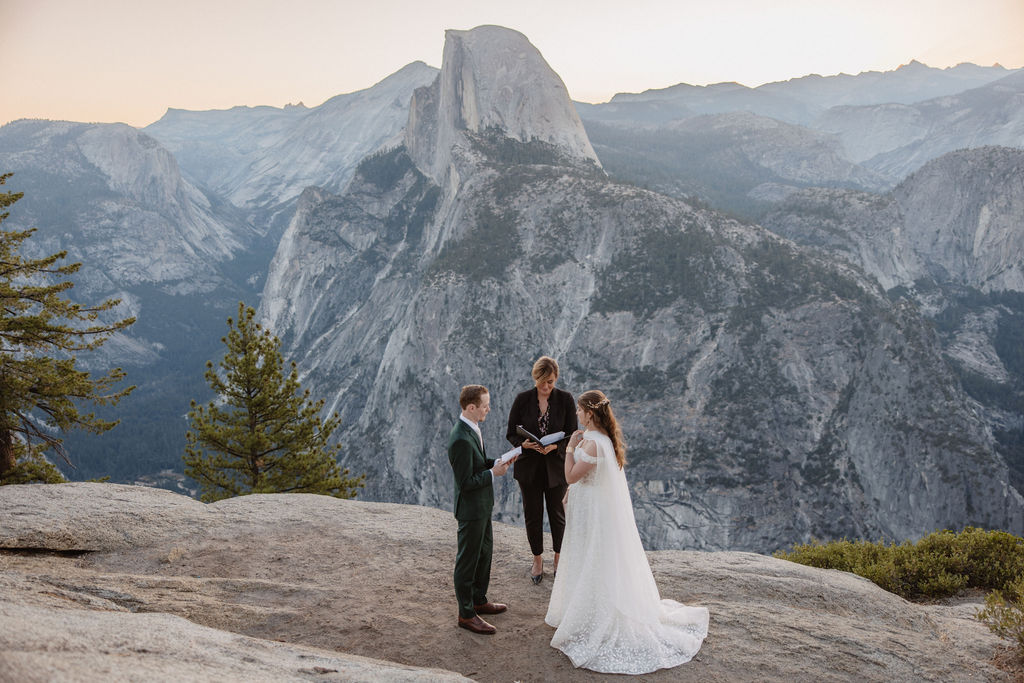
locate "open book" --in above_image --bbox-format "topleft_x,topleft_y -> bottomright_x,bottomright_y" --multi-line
499,430 -> 567,465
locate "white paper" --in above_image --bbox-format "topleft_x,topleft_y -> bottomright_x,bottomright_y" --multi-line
498,431 -> 566,464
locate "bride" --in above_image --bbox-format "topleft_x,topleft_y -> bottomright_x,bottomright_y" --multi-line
544,390 -> 708,674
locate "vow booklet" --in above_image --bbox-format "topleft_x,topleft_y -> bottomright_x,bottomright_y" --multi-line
499,430 -> 567,464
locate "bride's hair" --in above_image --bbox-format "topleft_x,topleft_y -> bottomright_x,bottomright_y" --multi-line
578,390 -> 626,469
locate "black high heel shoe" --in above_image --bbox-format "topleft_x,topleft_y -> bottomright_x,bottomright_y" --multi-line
531,572 -> 543,585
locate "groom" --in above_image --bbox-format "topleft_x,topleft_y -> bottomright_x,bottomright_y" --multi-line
448,384 -> 516,634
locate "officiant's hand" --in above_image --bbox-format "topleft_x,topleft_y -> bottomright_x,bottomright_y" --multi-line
522,439 -> 543,452
542,443 -> 557,454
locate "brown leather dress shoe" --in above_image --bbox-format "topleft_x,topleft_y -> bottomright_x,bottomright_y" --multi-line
458,615 -> 496,634
473,602 -> 508,615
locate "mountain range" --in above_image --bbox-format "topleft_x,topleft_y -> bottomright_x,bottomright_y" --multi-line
1,26 -> 1022,551
144,61 -> 439,238
578,61 -> 1024,216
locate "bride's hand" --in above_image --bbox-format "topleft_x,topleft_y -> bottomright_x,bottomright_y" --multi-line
567,430 -> 584,449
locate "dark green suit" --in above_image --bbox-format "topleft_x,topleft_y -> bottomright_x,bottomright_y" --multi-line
448,418 -> 496,619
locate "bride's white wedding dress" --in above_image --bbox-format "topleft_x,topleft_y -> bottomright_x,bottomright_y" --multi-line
544,430 -> 708,674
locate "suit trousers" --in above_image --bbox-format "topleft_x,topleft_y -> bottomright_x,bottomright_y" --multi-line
519,481 -> 568,557
454,516 -> 493,619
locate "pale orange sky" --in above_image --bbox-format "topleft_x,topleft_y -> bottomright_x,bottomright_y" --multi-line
2,0 -> 1022,128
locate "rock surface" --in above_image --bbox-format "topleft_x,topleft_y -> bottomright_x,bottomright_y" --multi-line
0,483 -> 1013,682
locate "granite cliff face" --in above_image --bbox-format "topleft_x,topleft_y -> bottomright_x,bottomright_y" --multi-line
406,25 -> 599,183
761,146 -> 1024,496
763,147 -> 1024,293
259,26 -> 1023,552
0,120 -> 253,296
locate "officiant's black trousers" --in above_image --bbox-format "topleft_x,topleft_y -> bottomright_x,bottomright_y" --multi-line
520,483 -> 567,556
455,517 -> 492,619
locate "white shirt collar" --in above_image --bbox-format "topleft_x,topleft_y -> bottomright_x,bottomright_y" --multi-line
459,414 -> 482,444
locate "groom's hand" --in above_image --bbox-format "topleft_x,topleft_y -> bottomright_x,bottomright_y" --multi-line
492,456 -> 516,476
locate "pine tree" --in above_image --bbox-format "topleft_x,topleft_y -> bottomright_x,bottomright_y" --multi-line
183,302 -> 364,502
0,173 -> 136,484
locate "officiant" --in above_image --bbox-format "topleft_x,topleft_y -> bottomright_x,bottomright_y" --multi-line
505,356 -> 577,584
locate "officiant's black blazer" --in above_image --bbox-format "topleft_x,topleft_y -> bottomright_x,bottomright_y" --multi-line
505,387 -> 577,489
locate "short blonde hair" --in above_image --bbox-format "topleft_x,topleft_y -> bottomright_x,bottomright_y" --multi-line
531,356 -> 559,382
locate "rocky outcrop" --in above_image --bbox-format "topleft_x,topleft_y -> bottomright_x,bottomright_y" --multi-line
0,483 -> 1014,682
1,600 -> 464,683
258,28 -> 1023,553
406,26 -> 600,182
0,484 -> 469,682
894,147 -> 1024,292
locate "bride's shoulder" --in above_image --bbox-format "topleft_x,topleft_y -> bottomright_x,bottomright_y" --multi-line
575,439 -> 601,463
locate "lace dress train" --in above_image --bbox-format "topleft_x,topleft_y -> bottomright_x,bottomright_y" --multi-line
544,431 -> 708,674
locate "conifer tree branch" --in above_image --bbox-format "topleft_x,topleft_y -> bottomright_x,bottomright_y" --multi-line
183,301 -> 363,501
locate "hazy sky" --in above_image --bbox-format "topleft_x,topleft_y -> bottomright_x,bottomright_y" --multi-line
2,0 -> 1022,128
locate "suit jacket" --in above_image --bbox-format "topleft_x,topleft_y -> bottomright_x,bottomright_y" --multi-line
505,387 -> 577,488
447,419 -> 496,521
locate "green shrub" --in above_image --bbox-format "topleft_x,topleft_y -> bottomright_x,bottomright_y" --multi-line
775,527 -> 1024,600
977,576 -> 1024,655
